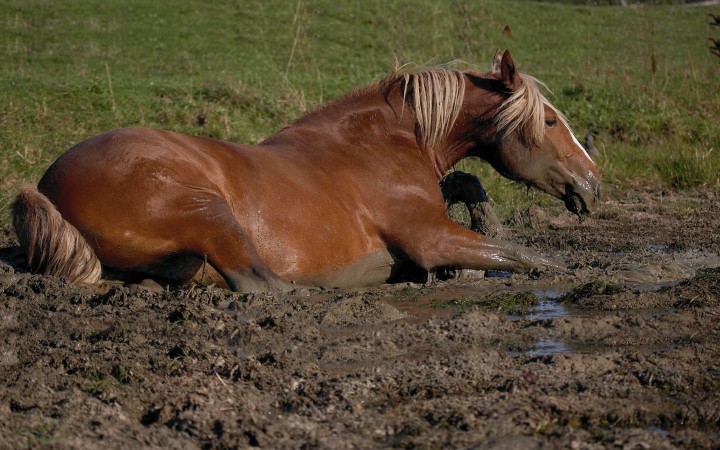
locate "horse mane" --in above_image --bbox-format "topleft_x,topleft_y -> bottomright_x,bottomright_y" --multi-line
385,66 -> 570,151
294,67 -> 465,152
392,68 -> 466,151
493,74 -> 571,148
297,64 -> 569,151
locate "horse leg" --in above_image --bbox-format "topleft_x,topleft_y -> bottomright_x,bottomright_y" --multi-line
391,215 -> 563,274
178,201 -> 295,293
440,171 -> 502,238
202,233 -> 295,294
433,171 -> 504,281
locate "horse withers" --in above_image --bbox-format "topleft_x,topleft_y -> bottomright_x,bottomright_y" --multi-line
12,50 -> 600,292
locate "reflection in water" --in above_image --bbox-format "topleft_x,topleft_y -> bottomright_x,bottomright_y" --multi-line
528,290 -> 568,320
527,338 -> 569,356
517,292 -> 570,356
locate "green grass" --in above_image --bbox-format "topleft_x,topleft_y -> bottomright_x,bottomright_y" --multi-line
431,291 -> 540,314
561,280 -> 623,303
1,0 -> 718,226
79,368 -> 109,397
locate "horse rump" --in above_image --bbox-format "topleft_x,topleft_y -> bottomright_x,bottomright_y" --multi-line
12,185 -> 101,284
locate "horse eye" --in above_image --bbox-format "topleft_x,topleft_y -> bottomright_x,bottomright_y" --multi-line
545,118 -> 557,128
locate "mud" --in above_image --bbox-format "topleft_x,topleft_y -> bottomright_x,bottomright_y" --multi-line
1,188 -> 719,449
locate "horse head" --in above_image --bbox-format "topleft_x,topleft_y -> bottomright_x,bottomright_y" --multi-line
463,50 -> 600,215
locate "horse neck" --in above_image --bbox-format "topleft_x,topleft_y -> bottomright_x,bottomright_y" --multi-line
264,77 -> 504,180
267,85 -> 420,152
429,80 -> 504,177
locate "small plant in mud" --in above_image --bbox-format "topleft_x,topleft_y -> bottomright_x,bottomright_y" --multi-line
80,369 -> 109,397
167,307 -> 191,326
168,345 -> 191,360
561,281 -> 622,303
111,364 -> 132,384
398,286 -> 424,302
430,297 -> 481,309
493,291 -> 541,315
431,291 -> 539,314
166,344 -> 193,371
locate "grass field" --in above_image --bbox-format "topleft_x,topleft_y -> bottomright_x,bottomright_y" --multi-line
1,0 -> 719,224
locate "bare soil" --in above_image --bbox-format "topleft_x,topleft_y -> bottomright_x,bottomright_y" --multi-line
1,188 -> 719,449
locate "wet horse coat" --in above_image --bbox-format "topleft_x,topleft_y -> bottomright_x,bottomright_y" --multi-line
13,50 -> 600,292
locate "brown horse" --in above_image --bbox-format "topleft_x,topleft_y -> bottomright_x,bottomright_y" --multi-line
12,50 -> 599,292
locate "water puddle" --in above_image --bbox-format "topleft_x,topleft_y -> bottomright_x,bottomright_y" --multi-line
381,254 -> 718,357
525,300 -> 568,320
523,338 -> 569,357
524,290 -> 569,320
513,290 -> 571,356
384,285 -> 579,356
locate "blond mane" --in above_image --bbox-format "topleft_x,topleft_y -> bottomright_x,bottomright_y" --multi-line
394,68 -> 466,151
390,67 -> 570,151
303,66 -> 569,151
493,74 -> 571,148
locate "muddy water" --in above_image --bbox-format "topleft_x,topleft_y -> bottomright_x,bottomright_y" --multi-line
1,190 -> 720,449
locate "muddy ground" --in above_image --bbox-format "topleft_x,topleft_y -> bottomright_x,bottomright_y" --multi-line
1,187 -> 719,449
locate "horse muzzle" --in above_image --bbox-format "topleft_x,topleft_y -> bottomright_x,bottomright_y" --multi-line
563,173 -> 600,216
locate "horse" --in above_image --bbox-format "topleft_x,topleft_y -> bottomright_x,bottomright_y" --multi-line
12,49 -> 600,292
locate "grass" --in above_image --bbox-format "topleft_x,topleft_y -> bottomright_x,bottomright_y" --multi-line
79,368 -> 109,397
431,291 -> 540,314
1,0 -> 718,226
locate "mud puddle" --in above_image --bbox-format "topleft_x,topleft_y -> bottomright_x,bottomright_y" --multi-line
383,248 -> 719,357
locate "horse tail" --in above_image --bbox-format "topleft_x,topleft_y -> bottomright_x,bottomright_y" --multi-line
12,185 -> 102,284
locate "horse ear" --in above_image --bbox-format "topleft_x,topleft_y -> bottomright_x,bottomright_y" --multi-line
500,49 -> 521,92
491,48 -> 502,74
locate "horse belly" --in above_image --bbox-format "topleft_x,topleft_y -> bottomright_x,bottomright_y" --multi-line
311,249 -> 396,288
238,176 -> 393,287
257,229 -> 395,287
254,221 -> 394,287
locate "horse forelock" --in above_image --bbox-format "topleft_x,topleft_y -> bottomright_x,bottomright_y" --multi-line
494,74 -> 571,148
